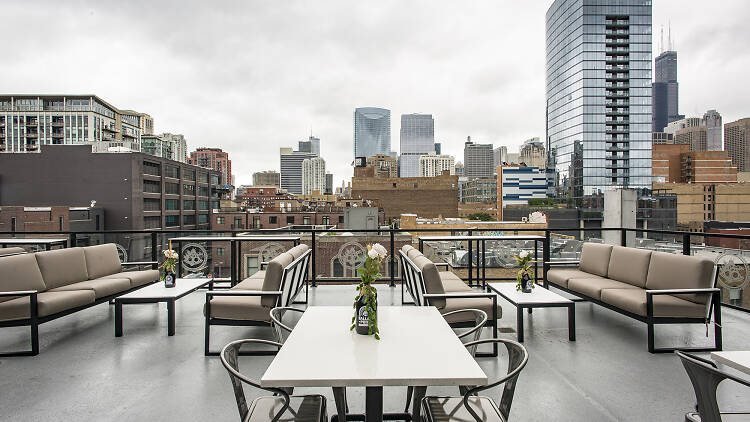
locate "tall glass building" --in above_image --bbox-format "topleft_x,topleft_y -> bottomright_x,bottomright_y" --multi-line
354,107 -> 391,159
652,50 -> 683,133
399,113 -> 434,177
546,0 -> 652,208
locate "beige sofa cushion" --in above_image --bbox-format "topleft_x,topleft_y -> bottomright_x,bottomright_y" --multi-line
208,296 -> 270,321
83,244 -> 122,279
0,290 -> 96,322
102,269 -> 158,288
50,278 -> 131,299
261,252 -> 294,307
567,278 -> 639,300
441,297 -> 502,322
407,248 -> 423,260
0,247 -> 25,257
579,243 -> 613,277
233,277 -> 264,290
0,253 -> 47,303
440,272 -> 473,292
35,247 -> 89,290
287,244 -> 309,260
601,288 -> 706,318
547,268 -> 602,288
413,256 -> 446,308
607,246 -> 652,288
645,252 -> 716,304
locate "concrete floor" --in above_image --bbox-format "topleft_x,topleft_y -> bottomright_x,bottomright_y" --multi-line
1,284 -> 748,421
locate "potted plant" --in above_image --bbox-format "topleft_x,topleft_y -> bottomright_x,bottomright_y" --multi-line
515,250 -> 535,293
160,249 -> 179,288
351,243 -> 387,339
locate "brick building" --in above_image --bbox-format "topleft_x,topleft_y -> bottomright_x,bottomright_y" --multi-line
652,144 -> 737,183
235,186 -> 297,210
188,147 -> 233,187
653,182 -> 750,225
366,154 -> 399,178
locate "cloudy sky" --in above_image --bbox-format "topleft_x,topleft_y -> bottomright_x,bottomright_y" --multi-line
3,1 -> 749,187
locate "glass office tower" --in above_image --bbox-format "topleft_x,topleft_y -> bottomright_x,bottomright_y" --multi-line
354,107 -> 391,159
546,0 -> 652,208
399,113 -> 435,177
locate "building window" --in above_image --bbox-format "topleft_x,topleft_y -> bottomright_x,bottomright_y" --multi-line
143,161 -> 161,176
287,216 -> 294,224
59,216 -> 64,231
164,165 -> 179,179
234,217 -> 242,228
198,200 -> 209,210
303,216 -> 311,225
183,214 -> 196,225
183,184 -> 195,196
144,180 -> 161,194
198,186 -> 209,197
165,199 -> 179,210
338,215 -> 344,223
183,200 -> 195,210
165,215 -> 179,227
197,214 -> 209,224
270,216 -> 278,224
198,172 -> 209,183
183,169 -> 196,182
165,182 -> 179,195
216,217 -> 225,224
322,216 -> 330,225
144,198 -> 161,211
253,216 -> 261,229
143,216 -> 161,229
217,247 -> 225,257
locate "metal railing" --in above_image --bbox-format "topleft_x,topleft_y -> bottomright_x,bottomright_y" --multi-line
2,226 -> 750,313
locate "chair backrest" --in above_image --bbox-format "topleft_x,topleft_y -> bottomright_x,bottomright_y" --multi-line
220,339 -> 290,422
270,307 -> 305,343
463,338 -> 529,422
442,309 -> 487,357
676,350 -> 750,422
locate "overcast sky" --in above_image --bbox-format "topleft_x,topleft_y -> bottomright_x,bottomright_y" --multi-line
3,1 -> 749,187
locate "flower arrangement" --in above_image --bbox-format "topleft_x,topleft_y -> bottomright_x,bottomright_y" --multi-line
351,243 -> 388,339
515,250 -> 535,292
160,249 -> 178,280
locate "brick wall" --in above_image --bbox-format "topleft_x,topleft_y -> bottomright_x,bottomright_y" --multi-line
351,173 -> 459,219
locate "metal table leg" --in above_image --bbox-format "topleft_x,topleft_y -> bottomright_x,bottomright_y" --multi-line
333,387 -> 347,422
167,299 -> 175,336
366,386 -> 383,422
411,386 -> 426,421
115,301 -> 123,337
568,303 -> 576,341
517,306 -> 524,343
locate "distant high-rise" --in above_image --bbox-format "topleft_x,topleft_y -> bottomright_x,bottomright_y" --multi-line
675,126 -> 708,152
419,153 -> 455,177
188,147 -> 233,186
324,173 -> 334,195
652,50 -> 683,132
519,138 -> 547,168
299,135 -> 320,156
253,170 -> 280,188
463,137 -> 494,179
434,142 -> 442,155
302,156 -> 326,195
279,148 -> 316,194
725,118 -> 750,172
546,0 -> 652,206
399,113 -> 434,177
354,107 -> 390,159
493,146 -> 508,169
703,110 -> 723,151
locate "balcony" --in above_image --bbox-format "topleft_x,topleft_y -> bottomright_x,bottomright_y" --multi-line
605,57 -> 629,64
605,129 -> 629,135
51,132 -> 63,138
51,121 -> 64,128
606,119 -> 629,125
26,132 -> 38,138
103,125 -> 118,132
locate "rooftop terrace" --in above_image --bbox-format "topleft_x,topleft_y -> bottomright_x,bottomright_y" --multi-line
1,284 -> 748,421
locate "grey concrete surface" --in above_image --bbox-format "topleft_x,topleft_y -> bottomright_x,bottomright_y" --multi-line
0,284 -> 748,421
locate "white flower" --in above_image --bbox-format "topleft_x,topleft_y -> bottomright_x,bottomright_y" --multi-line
368,248 -> 379,260
519,250 -> 529,259
372,243 -> 388,258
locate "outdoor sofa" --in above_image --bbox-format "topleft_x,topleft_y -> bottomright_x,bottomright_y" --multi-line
0,243 -> 158,356
0,247 -> 25,257
546,242 -> 722,353
204,244 -> 311,356
399,244 -> 502,357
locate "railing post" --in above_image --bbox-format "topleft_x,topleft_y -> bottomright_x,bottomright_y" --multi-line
151,231 -> 158,270
389,230 -> 395,287
683,233 -> 691,256
311,230 -> 317,287
543,230 -> 550,289
69,232 -> 76,248
620,228 -> 627,247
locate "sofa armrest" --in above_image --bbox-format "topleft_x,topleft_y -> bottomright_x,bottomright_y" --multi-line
260,261 -> 270,270
0,290 -> 38,319
433,262 -> 450,270
0,290 -> 38,297
545,260 -> 580,266
646,288 -> 720,296
206,290 -> 282,298
122,261 -> 158,266
645,288 -> 721,319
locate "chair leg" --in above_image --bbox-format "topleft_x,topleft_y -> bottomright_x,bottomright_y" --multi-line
332,387 -> 347,422
404,386 -> 413,413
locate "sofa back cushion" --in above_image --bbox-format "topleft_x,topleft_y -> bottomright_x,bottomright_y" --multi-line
413,256 -> 446,308
0,247 -> 25,257
607,246 -> 652,288
287,244 -> 309,260
579,243 -> 613,277
261,252 -> 294,307
35,247 -> 89,290
0,254 -> 47,303
83,244 -> 122,279
645,251 -> 716,304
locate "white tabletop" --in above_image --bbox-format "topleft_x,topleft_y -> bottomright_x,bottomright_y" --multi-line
711,351 -> 750,376
117,278 -> 209,300
261,306 -> 488,388
0,238 -> 67,244
419,235 -> 545,241
489,282 -> 572,305
170,236 -> 300,242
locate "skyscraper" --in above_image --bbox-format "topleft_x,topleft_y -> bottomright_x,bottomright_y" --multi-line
725,118 -> 750,172
280,147 -> 316,194
493,146 -> 508,169
187,147 -> 233,186
419,153 -> 455,177
354,107 -> 390,159
399,113 -> 435,177
298,135 -> 320,156
519,138 -> 547,168
652,50 -> 683,133
434,142 -> 442,155
546,0 -> 652,206
703,110 -> 723,151
463,137 -> 494,179
301,156 -> 326,195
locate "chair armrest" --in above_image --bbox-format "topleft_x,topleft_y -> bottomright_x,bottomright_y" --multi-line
646,288 -> 720,296
206,290 -> 282,297
434,262 -> 450,270
260,261 -> 269,270
122,261 -> 158,266
545,260 -> 580,266
0,290 -> 38,297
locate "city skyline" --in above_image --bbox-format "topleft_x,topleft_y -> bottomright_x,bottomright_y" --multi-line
1,1 -> 748,187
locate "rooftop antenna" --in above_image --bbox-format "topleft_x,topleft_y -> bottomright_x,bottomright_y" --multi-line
668,21 -> 673,51
660,25 -> 664,54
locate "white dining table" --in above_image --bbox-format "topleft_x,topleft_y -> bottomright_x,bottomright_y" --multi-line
261,306 -> 488,422
711,351 -> 750,376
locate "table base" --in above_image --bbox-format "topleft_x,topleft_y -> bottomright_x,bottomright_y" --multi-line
331,386 -> 423,422
115,299 -> 177,337
515,303 -> 575,343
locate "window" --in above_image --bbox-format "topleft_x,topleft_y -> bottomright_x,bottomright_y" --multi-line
165,182 -> 179,195
303,216 -> 311,225
183,214 -> 196,225
164,165 -> 179,179
144,198 -> 161,211
165,199 -> 179,210
183,184 -> 195,196
198,186 -> 209,197
270,216 -> 278,224
143,161 -> 161,176
234,217 -> 242,228
287,216 -> 294,224
197,214 -> 209,224
216,217 -> 225,224
59,216 -> 64,231
198,172 -> 209,183
183,200 -> 195,210
338,215 -> 344,223
198,200 -> 209,210
322,216 -> 330,225
165,215 -> 179,227
217,247 -> 225,257
143,180 -> 161,194
183,169 -> 195,182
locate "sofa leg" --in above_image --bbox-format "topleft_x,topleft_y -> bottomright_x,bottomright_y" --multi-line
647,322 -> 655,353
31,321 -> 39,356
204,319 -> 211,356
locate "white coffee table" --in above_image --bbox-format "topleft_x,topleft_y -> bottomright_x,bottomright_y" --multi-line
261,306 -> 487,422
114,278 -> 210,337
711,351 -> 750,376
488,282 -> 575,343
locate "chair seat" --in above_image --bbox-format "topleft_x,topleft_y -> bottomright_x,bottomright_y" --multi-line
422,396 -> 505,422
0,290 -> 96,322
600,288 -> 706,318
246,395 -> 326,422
208,296 -> 272,321
567,277 -> 638,300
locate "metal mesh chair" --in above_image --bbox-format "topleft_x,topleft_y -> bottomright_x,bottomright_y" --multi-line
270,307 -> 305,343
421,338 -> 528,422
404,309 -> 488,413
676,350 -> 750,422
220,339 -> 327,422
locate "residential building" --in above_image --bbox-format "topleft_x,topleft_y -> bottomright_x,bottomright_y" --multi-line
187,147 -> 233,187
725,118 -> 750,172
0,94 -> 147,153
546,1 -> 652,207
399,113 -> 435,177
160,133 -> 187,163
496,165 -> 552,219
301,156 -> 326,195
354,107 -> 390,159
365,154 -> 399,178
507,152 -> 520,164
434,142 -> 442,155
703,110 -> 723,151
665,117 -> 702,136
519,137 -> 546,168
418,153 -> 455,177
252,170 -> 280,188
141,134 -> 173,160
675,125 -> 708,152
454,161 -> 464,177
279,147 -> 316,194
0,144 -> 219,230
652,132 -> 674,145
121,110 -> 154,136
0,206 -> 104,235
325,173 -> 334,195
493,146 -> 508,169
681,151 -> 737,184
462,177 -> 496,204
235,186 -> 295,210
654,182 -> 750,225
298,135 -> 321,156
652,50 -> 683,132
652,143 -> 689,183
463,137 -> 493,179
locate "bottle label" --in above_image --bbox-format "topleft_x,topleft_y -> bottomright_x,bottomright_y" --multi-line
357,305 -> 369,328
